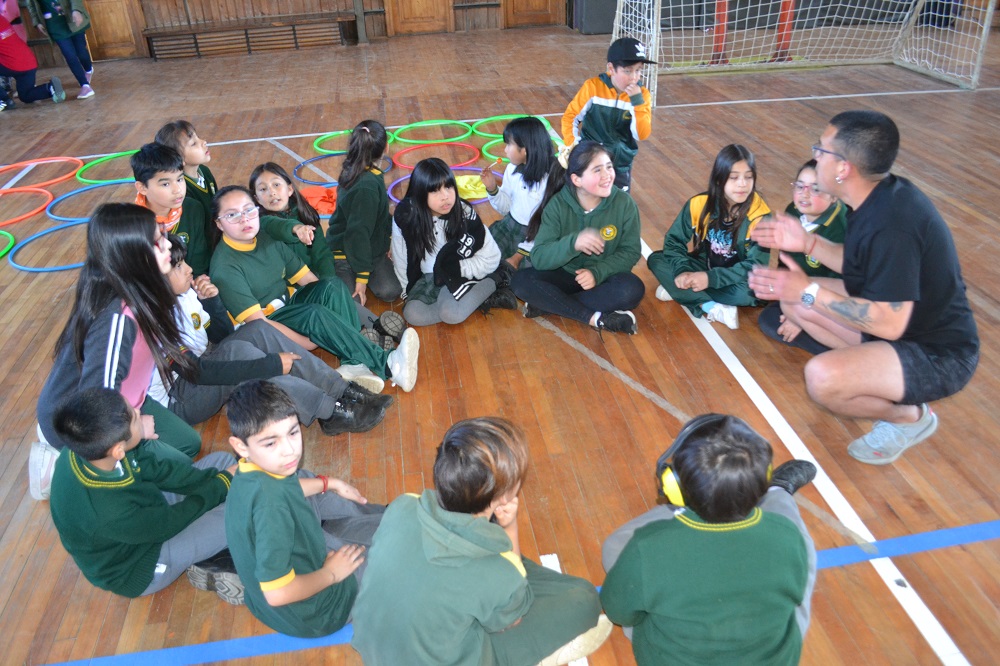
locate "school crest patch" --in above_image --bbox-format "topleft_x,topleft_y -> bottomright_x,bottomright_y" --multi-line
601,225 -> 618,241
190,312 -> 203,330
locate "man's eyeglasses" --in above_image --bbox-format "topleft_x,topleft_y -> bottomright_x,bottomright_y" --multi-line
218,206 -> 260,224
811,144 -> 846,161
791,181 -> 822,195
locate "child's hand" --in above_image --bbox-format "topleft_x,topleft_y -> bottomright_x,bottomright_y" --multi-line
278,352 -> 301,374
292,224 -> 314,246
35,23 -> 47,36
480,166 -> 498,192
624,83 -> 642,97
140,414 -> 158,440
574,228 -> 605,255
492,496 -> 519,528
674,272 -> 708,292
329,478 -> 369,504
574,268 -> 596,290
192,274 -> 218,299
777,314 -> 803,342
71,9 -> 84,27
325,544 -> 365,584
352,282 -> 367,307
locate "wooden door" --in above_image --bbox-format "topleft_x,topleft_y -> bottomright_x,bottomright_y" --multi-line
386,0 -> 452,35
505,0 -> 564,27
85,0 -> 148,59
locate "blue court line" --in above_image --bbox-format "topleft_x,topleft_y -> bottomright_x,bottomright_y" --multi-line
54,519 -> 1000,666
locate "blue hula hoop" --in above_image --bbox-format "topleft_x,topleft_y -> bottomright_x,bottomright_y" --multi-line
8,219 -> 88,272
293,155 -> 393,187
47,179 -> 136,223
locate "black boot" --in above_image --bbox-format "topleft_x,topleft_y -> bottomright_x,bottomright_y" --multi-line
769,460 -> 817,495
319,398 -> 386,436
478,287 -> 518,314
342,381 -> 394,410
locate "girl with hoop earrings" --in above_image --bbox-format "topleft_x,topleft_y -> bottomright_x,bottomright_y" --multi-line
327,120 -> 404,307
509,140 -> 645,335
479,116 -> 555,270
647,144 -> 771,330
391,157 -> 516,326
36,203 -> 205,488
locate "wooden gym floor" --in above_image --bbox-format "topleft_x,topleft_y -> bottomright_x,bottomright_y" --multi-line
1,25 -> 998,666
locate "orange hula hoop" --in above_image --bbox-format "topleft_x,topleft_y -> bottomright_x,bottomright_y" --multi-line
0,187 -> 56,228
0,157 -> 84,189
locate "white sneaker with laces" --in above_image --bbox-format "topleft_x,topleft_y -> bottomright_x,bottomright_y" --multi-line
335,363 -> 384,394
848,404 -> 938,465
655,285 -> 673,302
706,303 -> 739,329
29,437 -> 60,501
387,328 -> 419,392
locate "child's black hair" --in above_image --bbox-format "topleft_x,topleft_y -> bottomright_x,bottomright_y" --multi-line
226,379 -> 299,443
671,415 -> 772,522
525,140 -> 613,243
53,388 -> 134,461
337,120 -> 389,191
167,233 -> 187,267
248,163 -> 321,229
397,158 -> 469,260
433,417 -> 529,515
131,142 -> 184,184
154,120 -> 198,159
692,144 -> 758,257
501,117 -> 554,188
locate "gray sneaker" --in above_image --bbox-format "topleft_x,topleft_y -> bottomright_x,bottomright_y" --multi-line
847,404 -> 938,465
50,77 -> 65,103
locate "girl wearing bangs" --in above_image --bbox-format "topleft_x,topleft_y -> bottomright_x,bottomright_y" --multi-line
390,158 -> 515,326
647,143 -> 771,330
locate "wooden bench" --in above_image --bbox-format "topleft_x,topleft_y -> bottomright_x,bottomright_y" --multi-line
143,12 -> 360,60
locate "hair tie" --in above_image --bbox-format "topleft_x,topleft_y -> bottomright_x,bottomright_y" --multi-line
360,126 -> 371,133
556,140 -> 577,169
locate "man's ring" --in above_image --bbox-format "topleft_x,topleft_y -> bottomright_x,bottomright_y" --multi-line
769,284 -> 774,293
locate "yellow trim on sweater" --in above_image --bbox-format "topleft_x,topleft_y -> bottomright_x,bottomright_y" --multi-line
222,236 -> 257,252
288,265 -> 310,284
675,507 -> 763,532
234,304 -> 262,324
499,551 -> 527,577
260,569 -> 296,591
237,458 -> 291,480
69,451 -> 135,489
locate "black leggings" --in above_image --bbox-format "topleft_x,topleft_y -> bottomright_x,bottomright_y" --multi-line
511,267 -> 645,324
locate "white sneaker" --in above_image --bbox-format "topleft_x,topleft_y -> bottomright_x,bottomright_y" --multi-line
655,285 -> 673,302
848,404 -> 938,465
335,363 -> 384,394
537,614 -> 613,666
387,328 -> 419,392
706,303 -> 739,330
77,84 -> 95,100
29,438 -> 61,501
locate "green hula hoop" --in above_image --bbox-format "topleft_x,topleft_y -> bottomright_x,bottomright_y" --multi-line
313,129 -> 397,155
393,119 -> 473,145
0,229 -> 14,260
76,150 -> 139,185
470,114 -> 554,139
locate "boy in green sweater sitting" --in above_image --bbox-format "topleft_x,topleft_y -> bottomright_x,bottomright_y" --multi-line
600,414 -> 818,665
49,387 -> 242,602
224,380 -> 384,638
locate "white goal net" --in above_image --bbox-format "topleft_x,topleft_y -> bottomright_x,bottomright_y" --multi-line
614,0 -> 996,100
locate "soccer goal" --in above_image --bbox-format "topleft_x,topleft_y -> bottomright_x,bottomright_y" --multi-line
614,0 -> 996,101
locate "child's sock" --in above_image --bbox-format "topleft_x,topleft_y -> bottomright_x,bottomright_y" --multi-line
589,312 -> 601,327
700,301 -> 718,314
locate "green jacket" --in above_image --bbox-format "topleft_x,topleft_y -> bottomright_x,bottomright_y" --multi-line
327,169 -> 392,280
25,0 -> 89,41
659,192 -> 771,290
783,200 -> 847,279
530,185 -> 642,286
259,206 -> 337,280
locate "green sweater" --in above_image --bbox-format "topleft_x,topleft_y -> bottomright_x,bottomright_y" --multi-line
260,205 -> 337,280
173,198 -> 213,277
783,200 -> 848,279
530,185 -> 642,286
49,444 -> 232,598
600,508 -> 809,666
326,169 -> 392,281
352,490 -> 532,665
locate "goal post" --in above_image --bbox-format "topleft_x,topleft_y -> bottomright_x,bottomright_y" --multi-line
613,0 -> 996,99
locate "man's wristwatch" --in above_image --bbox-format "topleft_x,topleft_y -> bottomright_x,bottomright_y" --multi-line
801,282 -> 820,309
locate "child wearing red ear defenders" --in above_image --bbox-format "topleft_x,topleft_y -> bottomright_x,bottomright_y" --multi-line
599,414 -> 818,666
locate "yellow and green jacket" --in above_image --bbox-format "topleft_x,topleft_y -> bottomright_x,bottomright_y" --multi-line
562,73 -> 652,174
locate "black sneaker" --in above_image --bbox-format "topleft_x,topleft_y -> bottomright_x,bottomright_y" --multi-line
373,311 -> 406,343
478,287 -> 518,314
596,310 -> 637,335
523,303 -> 544,319
769,460 -> 817,495
187,549 -> 244,605
343,381 -> 394,410
490,261 -> 516,290
319,398 -> 385,436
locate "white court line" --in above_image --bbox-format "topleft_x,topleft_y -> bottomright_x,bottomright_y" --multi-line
266,139 -> 337,183
1,163 -> 37,189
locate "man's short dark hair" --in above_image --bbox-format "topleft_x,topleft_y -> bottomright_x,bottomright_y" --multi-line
829,110 -> 899,177
53,388 -> 133,461
433,417 -> 528,514
130,142 -> 184,185
672,416 -> 773,522
226,380 -> 299,442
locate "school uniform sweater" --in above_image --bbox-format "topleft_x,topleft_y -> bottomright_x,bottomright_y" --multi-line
260,205 -> 337,280
210,234 -> 310,324
562,73 -> 652,174
49,443 -> 231,597
529,185 -> 642,285
327,169 -> 392,282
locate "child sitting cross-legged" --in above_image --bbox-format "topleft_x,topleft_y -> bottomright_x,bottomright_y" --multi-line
224,380 -> 385,638
600,414 -> 818,666
351,416 -> 612,666
49,387 -> 243,602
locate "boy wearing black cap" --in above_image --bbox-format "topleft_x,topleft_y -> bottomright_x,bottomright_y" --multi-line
562,37 -> 655,190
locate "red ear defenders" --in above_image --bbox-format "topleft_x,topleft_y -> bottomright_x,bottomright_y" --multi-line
656,414 -> 771,507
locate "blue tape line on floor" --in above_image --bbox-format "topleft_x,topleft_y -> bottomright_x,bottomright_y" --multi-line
51,519 -> 1000,666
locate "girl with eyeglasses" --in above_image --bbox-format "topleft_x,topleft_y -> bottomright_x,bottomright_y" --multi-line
209,186 -> 420,393
757,159 -> 847,352
647,144 -> 771,330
